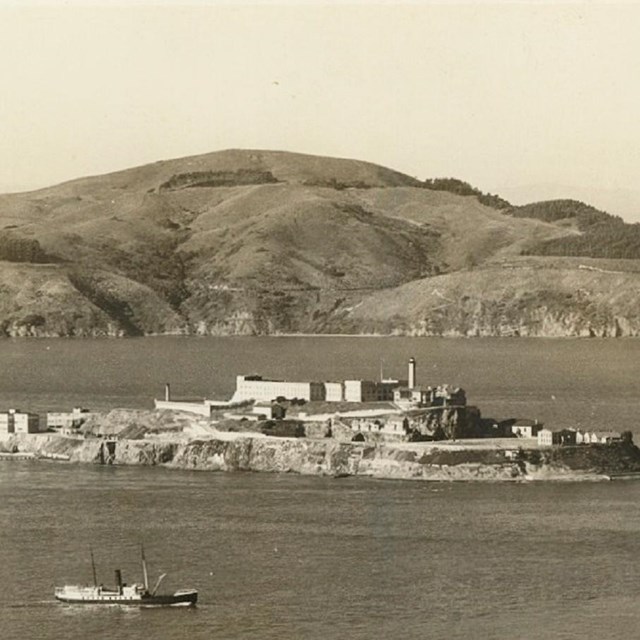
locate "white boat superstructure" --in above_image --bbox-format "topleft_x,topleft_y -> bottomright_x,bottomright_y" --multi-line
55,583 -> 148,603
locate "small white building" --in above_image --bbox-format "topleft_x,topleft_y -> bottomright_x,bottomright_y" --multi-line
345,414 -> 405,437
393,387 -> 430,407
577,430 -> 622,445
251,402 -> 287,420
538,428 -> 577,446
0,412 -> 15,435
576,430 -> 590,444
595,431 -> 623,444
393,385 -> 466,409
13,411 -> 40,434
0,409 -> 40,435
47,407 -> 91,432
154,399 -> 212,416
510,419 -> 542,438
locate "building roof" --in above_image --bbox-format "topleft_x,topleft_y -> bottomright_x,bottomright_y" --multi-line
513,419 -> 540,427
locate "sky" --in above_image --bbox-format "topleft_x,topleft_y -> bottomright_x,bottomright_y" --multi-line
2,2 -> 640,219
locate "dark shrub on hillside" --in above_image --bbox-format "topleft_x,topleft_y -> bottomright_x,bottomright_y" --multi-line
0,232 -> 53,263
159,170 -> 279,191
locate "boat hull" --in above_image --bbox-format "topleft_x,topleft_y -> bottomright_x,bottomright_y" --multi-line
55,590 -> 198,607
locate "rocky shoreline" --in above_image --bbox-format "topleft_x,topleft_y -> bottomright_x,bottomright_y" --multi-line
1,429 -> 632,482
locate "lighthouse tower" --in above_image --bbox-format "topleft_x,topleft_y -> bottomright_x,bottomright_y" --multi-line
408,357 -> 416,389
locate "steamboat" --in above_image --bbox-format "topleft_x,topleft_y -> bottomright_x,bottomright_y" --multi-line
54,547 -> 197,607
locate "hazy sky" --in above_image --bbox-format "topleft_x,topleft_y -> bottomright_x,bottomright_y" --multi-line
2,2 -> 640,218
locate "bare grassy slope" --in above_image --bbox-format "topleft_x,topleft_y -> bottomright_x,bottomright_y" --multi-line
355,188 -> 574,270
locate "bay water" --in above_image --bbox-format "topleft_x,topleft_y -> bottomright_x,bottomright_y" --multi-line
2,336 -> 640,639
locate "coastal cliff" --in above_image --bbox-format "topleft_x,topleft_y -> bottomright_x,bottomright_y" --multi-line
4,431 -> 639,481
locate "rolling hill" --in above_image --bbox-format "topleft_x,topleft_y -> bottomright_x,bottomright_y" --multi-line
0,149 -> 638,337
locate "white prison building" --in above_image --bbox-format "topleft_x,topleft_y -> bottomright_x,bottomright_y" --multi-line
232,375 -> 326,403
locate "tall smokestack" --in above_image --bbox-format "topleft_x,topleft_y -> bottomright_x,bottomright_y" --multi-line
115,569 -> 123,595
165,383 -> 171,402
408,357 -> 416,389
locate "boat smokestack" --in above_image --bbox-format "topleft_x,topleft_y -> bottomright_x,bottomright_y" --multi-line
90,548 -> 97,587
115,569 -> 123,595
408,357 -> 416,389
165,383 -> 171,402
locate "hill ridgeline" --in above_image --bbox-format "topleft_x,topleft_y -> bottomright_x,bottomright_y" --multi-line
1,149 -> 639,338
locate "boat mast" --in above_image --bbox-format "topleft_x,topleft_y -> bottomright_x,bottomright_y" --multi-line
90,547 -> 97,588
141,544 -> 149,591
151,573 -> 167,596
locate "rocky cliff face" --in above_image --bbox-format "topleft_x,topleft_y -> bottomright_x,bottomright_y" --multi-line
339,261 -> 640,338
405,406 -> 482,440
7,432 -> 638,481
5,433 -> 522,480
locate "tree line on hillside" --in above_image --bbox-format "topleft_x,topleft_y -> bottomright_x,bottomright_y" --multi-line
421,178 -> 512,209
510,199 -> 620,229
522,222 -> 640,259
513,199 -> 640,260
300,173 -> 512,209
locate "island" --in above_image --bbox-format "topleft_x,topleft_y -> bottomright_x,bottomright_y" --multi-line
1,358 -> 639,482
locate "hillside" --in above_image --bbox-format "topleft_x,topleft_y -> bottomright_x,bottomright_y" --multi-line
511,199 -> 640,259
0,149 -> 638,337
337,256 -> 640,337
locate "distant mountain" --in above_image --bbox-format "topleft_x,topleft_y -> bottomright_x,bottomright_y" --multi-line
1,149 -> 640,337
